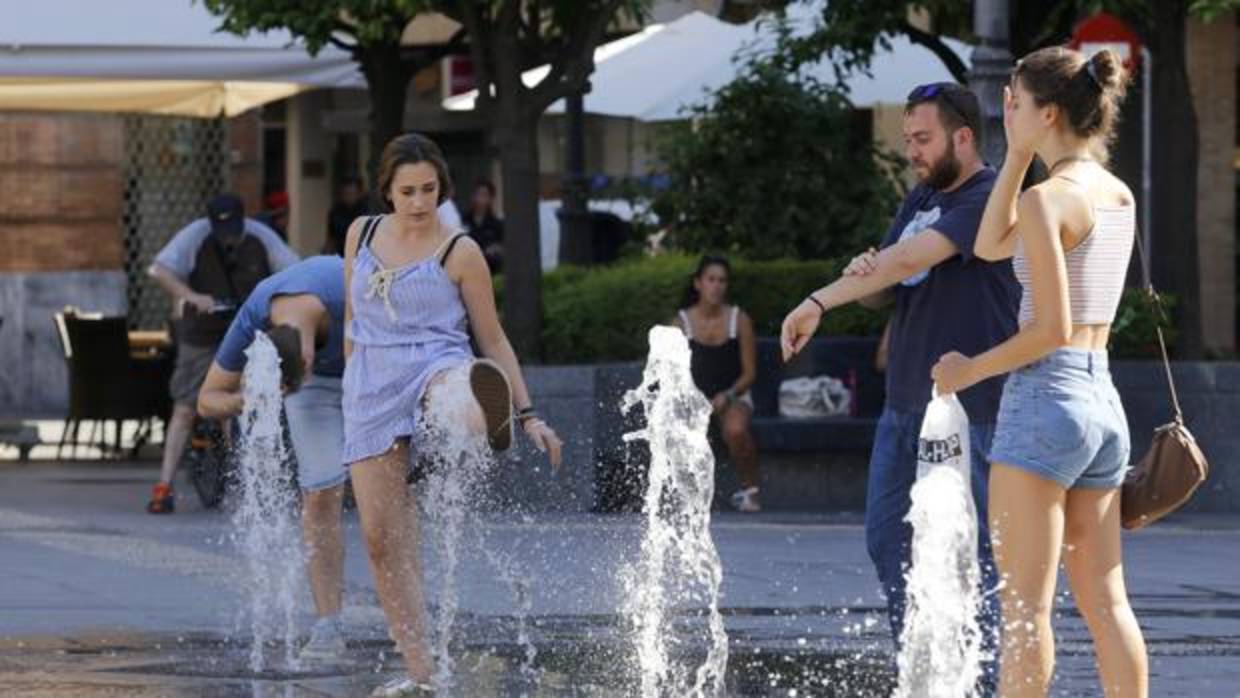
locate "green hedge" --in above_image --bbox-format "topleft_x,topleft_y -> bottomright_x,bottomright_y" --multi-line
1110,288 -> 1177,359
497,256 -> 1174,364
536,254 -> 884,363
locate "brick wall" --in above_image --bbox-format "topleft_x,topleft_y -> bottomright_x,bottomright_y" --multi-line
0,113 -> 125,273
1188,14 -> 1239,354
228,109 -> 263,214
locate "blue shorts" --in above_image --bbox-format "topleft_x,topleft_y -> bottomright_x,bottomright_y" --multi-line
284,374 -> 347,492
990,348 -> 1131,489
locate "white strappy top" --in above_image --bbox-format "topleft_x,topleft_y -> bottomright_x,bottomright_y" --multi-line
1012,195 -> 1135,327
678,306 -> 739,341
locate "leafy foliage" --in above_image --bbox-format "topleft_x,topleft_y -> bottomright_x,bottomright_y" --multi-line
771,0 -> 972,82
518,254 -> 888,363
1111,288 -> 1178,358
1188,0 -> 1240,20
199,0 -> 430,54
496,256 -> 1181,364
651,55 -> 902,262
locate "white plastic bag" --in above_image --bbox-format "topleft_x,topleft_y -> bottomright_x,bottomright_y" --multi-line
895,389 -> 984,698
915,389 -> 973,484
777,375 -> 852,418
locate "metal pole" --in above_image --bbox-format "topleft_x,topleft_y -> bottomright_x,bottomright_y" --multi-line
557,90 -> 592,266
1141,47 -> 1153,278
968,0 -> 1014,167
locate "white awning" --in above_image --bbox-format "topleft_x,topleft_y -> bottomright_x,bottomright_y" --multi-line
0,0 -> 363,117
444,8 -> 972,119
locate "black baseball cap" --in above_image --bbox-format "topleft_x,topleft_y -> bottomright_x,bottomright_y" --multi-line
206,193 -> 245,236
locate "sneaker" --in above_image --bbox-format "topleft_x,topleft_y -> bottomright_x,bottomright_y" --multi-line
299,616 -> 346,662
729,487 -> 762,513
146,482 -> 174,514
470,359 -> 513,452
371,676 -> 434,697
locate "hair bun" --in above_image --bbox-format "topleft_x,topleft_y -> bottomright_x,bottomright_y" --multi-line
1088,49 -> 1127,93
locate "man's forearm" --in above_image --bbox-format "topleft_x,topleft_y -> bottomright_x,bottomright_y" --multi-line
148,264 -> 196,303
811,253 -> 911,312
198,388 -> 244,420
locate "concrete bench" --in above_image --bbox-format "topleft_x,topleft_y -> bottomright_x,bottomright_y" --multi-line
749,336 -> 884,453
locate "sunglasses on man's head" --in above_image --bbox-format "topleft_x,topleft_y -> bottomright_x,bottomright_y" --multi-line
907,82 -> 972,128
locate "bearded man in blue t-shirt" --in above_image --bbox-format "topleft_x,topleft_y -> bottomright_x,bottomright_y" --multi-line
781,83 -> 1020,694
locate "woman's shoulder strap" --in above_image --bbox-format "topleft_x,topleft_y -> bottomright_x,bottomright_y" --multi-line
437,232 -> 469,265
360,215 -> 382,249
678,309 -> 693,339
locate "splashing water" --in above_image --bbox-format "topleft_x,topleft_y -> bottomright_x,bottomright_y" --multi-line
230,333 -> 304,671
895,395 -> 983,698
621,326 -> 729,697
417,364 -> 538,690
482,545 -> 539,689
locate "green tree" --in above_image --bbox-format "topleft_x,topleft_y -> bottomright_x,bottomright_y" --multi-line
772,1 -> 1092,84
203,1 -> 648,360
436,1 -> 647,360
653,57 -> 902,261
201,0 -> 463,189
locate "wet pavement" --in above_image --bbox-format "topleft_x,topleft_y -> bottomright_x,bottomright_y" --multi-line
1,461 -> 1237,696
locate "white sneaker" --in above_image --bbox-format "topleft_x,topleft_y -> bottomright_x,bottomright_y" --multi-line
729,487 -> 762,512
299,615 -> 346,662
371,676 -> 435,697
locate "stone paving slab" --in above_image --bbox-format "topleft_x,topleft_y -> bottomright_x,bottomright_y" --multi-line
0,461 -> 1237,696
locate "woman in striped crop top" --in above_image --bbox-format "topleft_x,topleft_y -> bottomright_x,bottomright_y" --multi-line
931,48 -> 1147,697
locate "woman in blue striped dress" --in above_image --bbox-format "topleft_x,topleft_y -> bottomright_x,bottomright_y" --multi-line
343,133 -> 562,697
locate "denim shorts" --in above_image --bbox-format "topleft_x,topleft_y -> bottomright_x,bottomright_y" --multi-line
284,374 -> 347,492
989,348 -> 1131,489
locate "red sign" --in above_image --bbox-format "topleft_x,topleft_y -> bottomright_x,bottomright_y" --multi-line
447,55 -> 476,96
1069,12 -> 1142,71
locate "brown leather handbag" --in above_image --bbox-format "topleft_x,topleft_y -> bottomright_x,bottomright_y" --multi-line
1120,235 -> 1210,530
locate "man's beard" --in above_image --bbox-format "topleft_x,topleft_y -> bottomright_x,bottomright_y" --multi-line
921,139 -> 962,191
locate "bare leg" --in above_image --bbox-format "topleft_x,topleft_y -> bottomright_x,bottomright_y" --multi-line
720,403 -> 759,490
302,483 -> 346,618
422,365 -> 487,437
351,443 -> 433,683
1062,487 -> 1148,697
990,463 -> 1067,697
158,403 -> 195,485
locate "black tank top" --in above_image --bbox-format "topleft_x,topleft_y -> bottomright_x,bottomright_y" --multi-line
680,306 -> 742,398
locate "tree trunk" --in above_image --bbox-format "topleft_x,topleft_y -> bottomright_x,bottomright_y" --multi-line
1147,2 -> 1203,357
358,45 -> 416,204
494,115 -> 545,360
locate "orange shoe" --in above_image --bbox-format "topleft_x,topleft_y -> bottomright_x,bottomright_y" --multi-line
146,482 -> 175,514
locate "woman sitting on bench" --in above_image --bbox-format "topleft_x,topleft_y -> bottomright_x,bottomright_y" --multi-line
672,255 -> 761,512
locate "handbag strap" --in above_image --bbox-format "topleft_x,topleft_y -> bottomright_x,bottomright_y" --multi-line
1131,226 -> 1184,424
